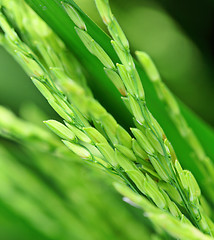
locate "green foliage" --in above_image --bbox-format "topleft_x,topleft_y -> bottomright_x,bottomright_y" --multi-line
24,0 -> 214,182
0,0 -> 214,239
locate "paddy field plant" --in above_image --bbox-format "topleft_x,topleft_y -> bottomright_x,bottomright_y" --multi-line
0,0 -> 214,239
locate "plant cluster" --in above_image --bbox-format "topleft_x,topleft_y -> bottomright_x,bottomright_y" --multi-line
0,0 -> 214,239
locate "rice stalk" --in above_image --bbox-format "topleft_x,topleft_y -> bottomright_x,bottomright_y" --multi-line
0,0 -> 213,238
136,51 -> 214,203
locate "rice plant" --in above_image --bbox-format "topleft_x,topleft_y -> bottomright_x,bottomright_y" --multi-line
0,0 -> 214,239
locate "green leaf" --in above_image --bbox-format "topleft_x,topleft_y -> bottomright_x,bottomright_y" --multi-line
24,0 -> 214,192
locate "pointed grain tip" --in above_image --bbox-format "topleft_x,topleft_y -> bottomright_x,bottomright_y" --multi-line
62,2 -> 87,31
